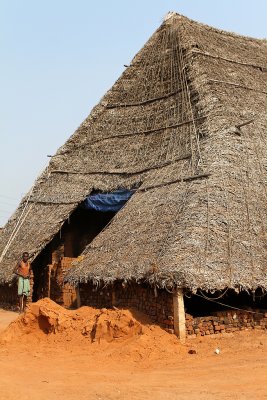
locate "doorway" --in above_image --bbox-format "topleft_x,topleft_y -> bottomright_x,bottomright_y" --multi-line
32,208 -> 115,303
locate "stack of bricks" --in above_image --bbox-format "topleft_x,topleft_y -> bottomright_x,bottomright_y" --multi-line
60,257 -> 78,308
49,257 -> 77,308
186,309 -> 267,337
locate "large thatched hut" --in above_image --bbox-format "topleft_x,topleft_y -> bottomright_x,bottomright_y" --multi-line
1,13 -> 267,339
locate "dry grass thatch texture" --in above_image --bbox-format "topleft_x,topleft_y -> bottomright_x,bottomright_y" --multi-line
1,14 -> 267,291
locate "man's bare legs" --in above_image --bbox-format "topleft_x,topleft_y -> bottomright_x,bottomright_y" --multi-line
18,295 -> 27,313
23,295 -> 27,312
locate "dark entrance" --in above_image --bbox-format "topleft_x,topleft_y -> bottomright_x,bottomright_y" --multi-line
31,207 -> 115,303
184,288 -> 267,317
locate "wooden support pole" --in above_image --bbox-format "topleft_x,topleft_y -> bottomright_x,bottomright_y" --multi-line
173,288 -> 186,343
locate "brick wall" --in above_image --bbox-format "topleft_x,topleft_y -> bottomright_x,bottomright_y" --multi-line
186,309 -> 267,337
50,257 -> 78,308
79,282 -> 174,331
79,283 -> 267,336
79,283 -> 112,308
0,284 -> 17,306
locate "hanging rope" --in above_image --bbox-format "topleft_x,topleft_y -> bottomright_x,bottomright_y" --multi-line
199,288 -> 229,300
0,191 -> 34,263
194,292 -> 266,316
176,24 -> 203,169
0,163 -> 49,264
152,23 -> 205,265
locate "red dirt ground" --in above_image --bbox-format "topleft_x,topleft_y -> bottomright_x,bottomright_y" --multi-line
0,298 -> 266,400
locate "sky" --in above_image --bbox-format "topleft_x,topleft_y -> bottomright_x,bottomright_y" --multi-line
0,0 -> 266,226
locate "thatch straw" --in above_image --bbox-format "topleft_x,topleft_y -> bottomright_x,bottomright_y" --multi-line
0,14 -> 267,292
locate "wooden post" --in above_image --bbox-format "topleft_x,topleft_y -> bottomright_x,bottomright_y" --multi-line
173,288 -> 186,343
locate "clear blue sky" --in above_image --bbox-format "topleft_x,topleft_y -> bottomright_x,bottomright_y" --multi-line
0,0 -> 266,226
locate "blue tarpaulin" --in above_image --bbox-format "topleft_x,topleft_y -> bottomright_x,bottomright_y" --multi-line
82,189 -> 133,212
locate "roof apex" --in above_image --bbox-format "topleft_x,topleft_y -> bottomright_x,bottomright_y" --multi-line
163,11 -> 178,21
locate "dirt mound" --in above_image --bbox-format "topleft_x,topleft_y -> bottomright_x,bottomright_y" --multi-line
0,299 -> 184,365
1,298 -> 143,344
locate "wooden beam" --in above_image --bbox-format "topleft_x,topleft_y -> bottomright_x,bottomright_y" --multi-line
140,172 -> 210,192
106,88 -> 183,108
49,153 -> 191,177
207,79 -> 267,95
189,49 -> 267,72
51,116 -> 207,157
173,288 -> 186,343
235,119 -> 254,129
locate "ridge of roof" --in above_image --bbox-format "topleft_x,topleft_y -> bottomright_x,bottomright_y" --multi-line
163,11 -> 267,42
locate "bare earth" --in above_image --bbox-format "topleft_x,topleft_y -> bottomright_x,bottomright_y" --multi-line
0,301 -> 266,400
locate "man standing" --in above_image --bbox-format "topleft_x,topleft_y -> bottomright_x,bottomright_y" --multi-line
13,252 -> 31,313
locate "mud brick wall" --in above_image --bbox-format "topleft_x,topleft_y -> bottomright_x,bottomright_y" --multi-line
114,283 -> 174,331
27,275 -> 34,303
50,257 -> 77,308
60,257 -> 77,308
50,264 -> 64,305
79,282 -> 174,331
186,309 -> 267,337
0,284 -> 17,306
62,283 -> 78,308
79,283 -> 112,308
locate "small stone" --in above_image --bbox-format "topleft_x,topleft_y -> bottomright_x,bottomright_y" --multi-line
188,349 -> 197,354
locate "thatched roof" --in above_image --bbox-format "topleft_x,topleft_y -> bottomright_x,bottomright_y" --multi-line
1,13 -> 267,292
